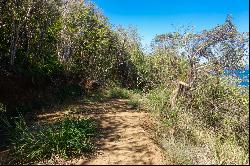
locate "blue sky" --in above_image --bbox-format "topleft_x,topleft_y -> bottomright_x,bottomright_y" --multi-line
91,0 -> 249,47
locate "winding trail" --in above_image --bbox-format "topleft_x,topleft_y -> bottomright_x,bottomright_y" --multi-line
36,99 -> 166,165
76,99 -> 165,165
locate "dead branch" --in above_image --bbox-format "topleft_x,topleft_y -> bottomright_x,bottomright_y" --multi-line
170,81 -> 191,108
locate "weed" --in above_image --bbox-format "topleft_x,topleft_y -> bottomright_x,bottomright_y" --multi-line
5,116 -> 98,164
106,87 -> 131,99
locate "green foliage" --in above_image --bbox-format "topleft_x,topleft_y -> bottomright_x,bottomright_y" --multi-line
127,99 -> 140,109
183,76 -> 249,152
0,1 -> 249,165
142,86 -> 172,114
110,27 -> 145,88
0,0 -> 62,76
139,76 -> 249,165
106,87 -> 131,99
60,2 -> 117,84
126,17 -> 249,164
7,116 -> 98,164
127,93 -> 141,109
56,84 -> 83,102
135,52 -> 189,90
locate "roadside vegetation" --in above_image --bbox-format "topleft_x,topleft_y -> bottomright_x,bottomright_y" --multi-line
2,116 -> 98,164
0,0 -> 248,164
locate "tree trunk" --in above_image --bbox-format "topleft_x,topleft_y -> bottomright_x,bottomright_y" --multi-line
170,81 -> 190,108
10,24 -> 18,66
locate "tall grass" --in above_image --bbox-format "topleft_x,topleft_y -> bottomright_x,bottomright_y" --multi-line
3,116 -> 98,164
136,76 -> 249,165
106,87 -> 131,99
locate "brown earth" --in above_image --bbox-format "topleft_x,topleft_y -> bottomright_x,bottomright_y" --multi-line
14,99 -> 167,165
75,99 -> 166,165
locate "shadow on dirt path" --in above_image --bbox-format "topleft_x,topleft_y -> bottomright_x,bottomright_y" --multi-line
31,98 -> 166,165
72,99 -> 166,165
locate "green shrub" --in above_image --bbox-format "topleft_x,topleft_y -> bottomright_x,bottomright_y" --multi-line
141,86 -> 172,116
127,98 -> 140,109
7,116 -> 98,164
107,87 -> 131,99
139,76 -> 249,165
56,84 -> 83,102
83,92 -> 107,103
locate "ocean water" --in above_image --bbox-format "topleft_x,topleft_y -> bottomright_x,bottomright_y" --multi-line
237,69 -> 249,86
224,69 -> 249,86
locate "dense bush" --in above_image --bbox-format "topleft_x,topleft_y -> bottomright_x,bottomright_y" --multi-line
60,2 -> 115,83
0,1 -> 139,118
0,1 -> 144,114
0,0 -> 248,164
0,0 -> 62,76
106,87 -> 131,99
138,76 -> 249,164
126,16 -> 249,165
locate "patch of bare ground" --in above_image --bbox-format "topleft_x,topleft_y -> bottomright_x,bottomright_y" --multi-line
11,99 -> 167,165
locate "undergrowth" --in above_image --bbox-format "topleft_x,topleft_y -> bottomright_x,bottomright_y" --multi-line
2,116 -> 98,164
106,87 -> 131,99
121,77 -> 249,165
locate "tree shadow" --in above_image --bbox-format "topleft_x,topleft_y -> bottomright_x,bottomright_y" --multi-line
0,98 -> 164,165
73,99 -> 163,165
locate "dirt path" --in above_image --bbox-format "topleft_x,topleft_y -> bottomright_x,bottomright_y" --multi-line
75,99 -> 166,165
35,99 -> 166,165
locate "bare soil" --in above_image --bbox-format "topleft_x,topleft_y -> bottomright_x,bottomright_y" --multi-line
74,99 -> 166,165
5,99 -> 167,165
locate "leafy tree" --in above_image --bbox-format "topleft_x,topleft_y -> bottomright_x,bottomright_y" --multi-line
0,0 -> 62,76
59,1 -> 117,87
181,15 -> 248,86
